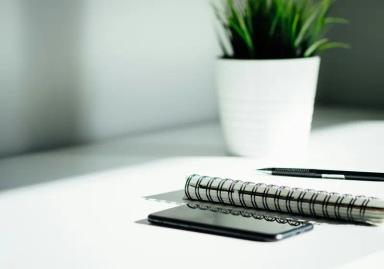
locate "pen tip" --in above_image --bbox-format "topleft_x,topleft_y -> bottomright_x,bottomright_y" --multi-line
257,168 -> 272,171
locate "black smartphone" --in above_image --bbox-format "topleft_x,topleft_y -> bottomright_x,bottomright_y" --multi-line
148,205 -> 313,242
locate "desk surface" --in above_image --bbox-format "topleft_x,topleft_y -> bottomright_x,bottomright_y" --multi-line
0,107 -> 384,269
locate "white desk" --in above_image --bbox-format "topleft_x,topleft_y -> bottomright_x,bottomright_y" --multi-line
0,107 -> 384,268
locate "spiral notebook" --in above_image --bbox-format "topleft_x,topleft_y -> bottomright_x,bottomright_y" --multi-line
184,174 -> 384,224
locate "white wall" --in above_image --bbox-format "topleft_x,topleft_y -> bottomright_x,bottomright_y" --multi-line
0,0 -> 219,157
0,0 -> 27,156
2,0 -> 383,158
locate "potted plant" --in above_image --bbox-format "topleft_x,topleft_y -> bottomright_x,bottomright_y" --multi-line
213,0 -> 348,159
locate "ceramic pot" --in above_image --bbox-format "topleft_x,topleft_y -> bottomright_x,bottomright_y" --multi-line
216,57 -> 320,159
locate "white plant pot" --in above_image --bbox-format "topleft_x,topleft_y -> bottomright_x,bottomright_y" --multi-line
216,57 -> 320,159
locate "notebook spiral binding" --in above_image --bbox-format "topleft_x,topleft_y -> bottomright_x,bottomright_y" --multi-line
184,174 -> 383,223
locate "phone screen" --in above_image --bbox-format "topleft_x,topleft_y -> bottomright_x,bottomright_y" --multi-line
148,204 -> 313,241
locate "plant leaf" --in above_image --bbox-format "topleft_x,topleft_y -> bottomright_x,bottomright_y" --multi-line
325,17 -> 349,24
227,0 -> 254,55
318,42 -> 351,52
304,38 -> 329,57
294,8 -> 320,48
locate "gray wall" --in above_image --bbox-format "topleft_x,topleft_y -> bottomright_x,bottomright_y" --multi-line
1,0 -> 383,158
317,0 -> 384,107
0,0 -> 218,157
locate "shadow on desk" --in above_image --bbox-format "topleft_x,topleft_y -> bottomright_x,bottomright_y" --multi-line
0,123 -> 226,191
311,106 -> 384,130
0,106 -> 383,192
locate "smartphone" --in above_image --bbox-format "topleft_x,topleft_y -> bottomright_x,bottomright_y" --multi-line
148,205 -> 313,242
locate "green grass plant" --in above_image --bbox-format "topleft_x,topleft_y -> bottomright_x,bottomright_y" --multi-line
213,0 -> 349,59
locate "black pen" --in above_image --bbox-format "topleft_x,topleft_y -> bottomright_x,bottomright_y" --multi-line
257,167 -> 384,182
